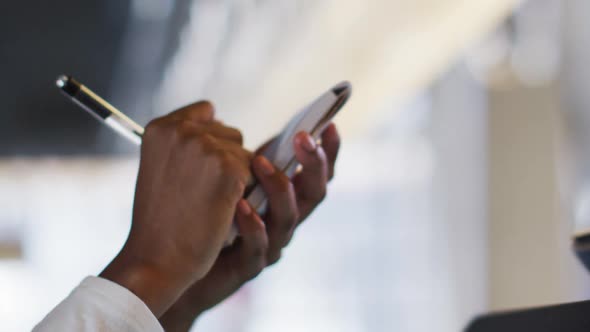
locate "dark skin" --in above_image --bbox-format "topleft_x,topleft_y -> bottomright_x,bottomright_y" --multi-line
159,123 -> 341,331
100,101 -> 255,317
99,99 -> 341,326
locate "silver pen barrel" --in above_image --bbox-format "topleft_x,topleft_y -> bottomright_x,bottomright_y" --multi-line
56,75 -> 144,145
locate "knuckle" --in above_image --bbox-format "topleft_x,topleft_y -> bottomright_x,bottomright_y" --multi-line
243,150 -> 254,163
281,212 -> 298,232
179,100 -> 215,122
275,174 -> 294,194
254,258 -> 267,275
251,244 -> 267,260
144,118 -> 166,138
243,268 -> 262,281
251,252 -> 268,272
194,133 -> 217,152
254,235 -> 269,257
194,100 -> 215,119
252,233 -> 269,256
313,187 -> 327,203
174,120 -> 199,140
203,143 -> 250,197
240,261 -> 265,281
267,251 -> 282,266
197,100 -> 215,112
226,178 -> 246,199
222,155 -> 249,179
225,127 -> 244,145
219,152 -> 236,166
235,130 -> 244,145
239,250 -> 268,281
219,155 -> 240,175
218,160 -> 247,196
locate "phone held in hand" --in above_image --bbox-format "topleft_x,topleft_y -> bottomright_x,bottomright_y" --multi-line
56,75 -> 352,246
224,82 -> 352,245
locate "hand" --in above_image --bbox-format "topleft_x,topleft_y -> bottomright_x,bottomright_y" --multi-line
100,101 -> 253,317
159,124 -> 341,331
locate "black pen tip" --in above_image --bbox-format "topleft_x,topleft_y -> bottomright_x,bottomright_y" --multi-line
55,74 -> 80,96
56,75 -> 69,88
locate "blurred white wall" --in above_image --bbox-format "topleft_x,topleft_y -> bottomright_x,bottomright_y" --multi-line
154,0 -> 520,147
5,1 -> 590,331
0,159 -> 138,331
430,64 -> 488,327
487,78 -> 590,309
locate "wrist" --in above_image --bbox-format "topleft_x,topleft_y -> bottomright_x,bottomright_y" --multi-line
160,298 -> 204,332
100,246 -> 191,317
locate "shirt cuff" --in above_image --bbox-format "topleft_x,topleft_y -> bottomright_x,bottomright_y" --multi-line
77,276 -> 163,331
34,276 -> 163,332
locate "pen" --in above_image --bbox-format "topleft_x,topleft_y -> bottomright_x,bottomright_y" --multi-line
56,75 -> 144,145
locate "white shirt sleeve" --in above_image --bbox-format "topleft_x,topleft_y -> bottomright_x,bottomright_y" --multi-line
33,276 -> 164,332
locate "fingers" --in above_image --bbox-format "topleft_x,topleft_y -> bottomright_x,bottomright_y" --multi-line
208,121 -> 243,145
167,101 -> 215,123
149,100 -> 245,147
167,103 -> 249,163
219,141 -> 254,165
235,200 -> 265,234
144,101 -> 215,141
208,135 -> 253,187
320,123 -> 341,180
292,131 -> 329,219
207,121 -> 250,162
170,200 -> 268,312
231,199 -> 268,281
148,101 -> 253,187
252,156 -> 299,264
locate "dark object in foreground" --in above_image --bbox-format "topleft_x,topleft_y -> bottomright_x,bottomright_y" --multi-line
466,300 -> 590,332
467,234 -> 590,331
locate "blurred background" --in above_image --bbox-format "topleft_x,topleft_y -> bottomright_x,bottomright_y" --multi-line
1,0 -> 590,331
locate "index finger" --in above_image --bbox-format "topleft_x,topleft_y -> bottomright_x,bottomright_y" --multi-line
320,123 -> 340,180
168,100 -> 215,123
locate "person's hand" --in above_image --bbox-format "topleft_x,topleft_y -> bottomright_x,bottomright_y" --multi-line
159,124 -> 341,331
100,101 -> 253,317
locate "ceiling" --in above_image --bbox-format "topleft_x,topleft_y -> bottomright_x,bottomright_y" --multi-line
153,0 -> 521,147
0,0 -> 522,155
